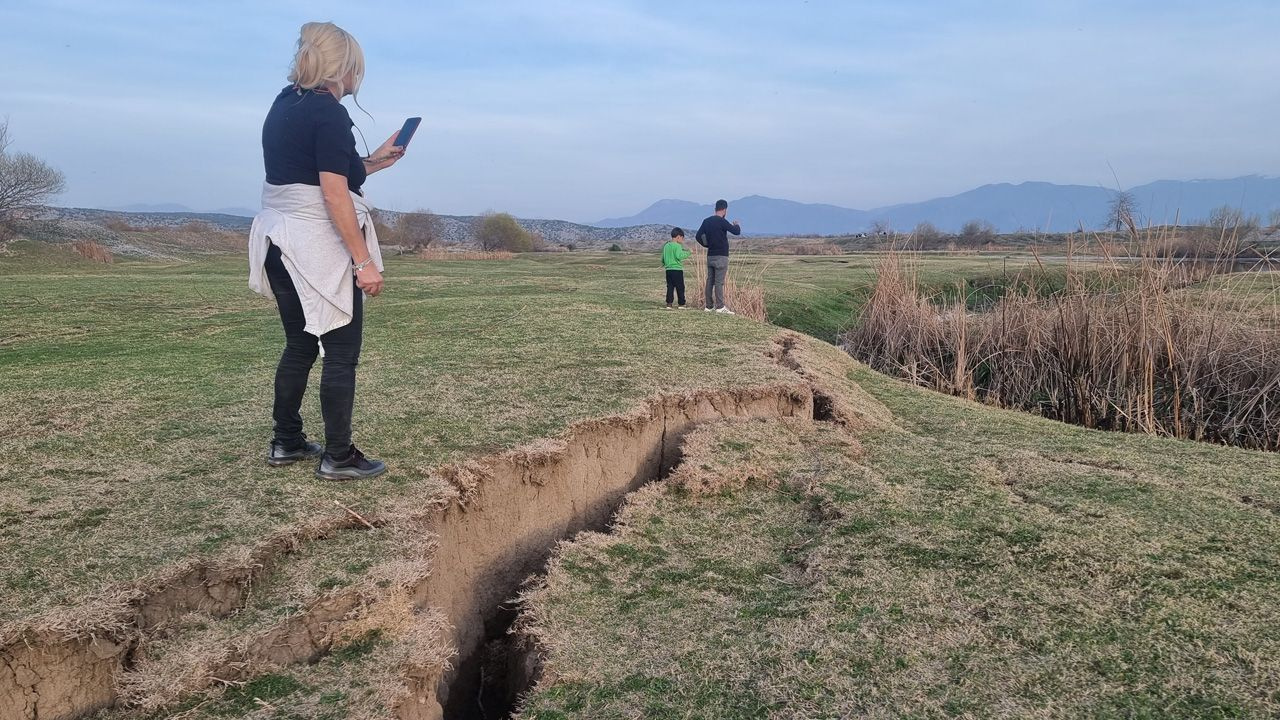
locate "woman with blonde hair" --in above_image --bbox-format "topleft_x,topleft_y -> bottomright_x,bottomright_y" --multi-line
249,22 -> 406,480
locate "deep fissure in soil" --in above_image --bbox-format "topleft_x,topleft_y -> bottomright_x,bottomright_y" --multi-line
441,430 -> 690,720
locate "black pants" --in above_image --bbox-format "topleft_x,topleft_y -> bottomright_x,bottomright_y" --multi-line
665,269 -> 686,306
265,242 -> 362,457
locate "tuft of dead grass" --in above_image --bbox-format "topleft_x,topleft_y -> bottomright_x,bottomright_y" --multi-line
417,247 -> 514,261
74,239 -> 114,263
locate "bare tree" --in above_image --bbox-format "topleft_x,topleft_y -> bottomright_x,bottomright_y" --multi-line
1207,204 -> 1258,234
912,221 -> 943,248
1106,190 -> 1136,234
0,120 -> 66,232
474,212 -> 533,252
1268,208 -> 1280,230
396,208 -> 444,249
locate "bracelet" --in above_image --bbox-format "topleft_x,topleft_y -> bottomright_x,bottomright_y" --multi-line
353,257 -> 375,272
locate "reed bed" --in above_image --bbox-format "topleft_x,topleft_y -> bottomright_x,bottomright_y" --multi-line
843,241 -> 1280,451
687,242 -> 770,322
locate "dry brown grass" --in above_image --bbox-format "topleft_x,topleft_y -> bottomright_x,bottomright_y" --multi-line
73,239 -> 113,263
844,241 -> 1280,450
103,217 -> 145,233
770,242 -> 844,256
687,242 -> 770,322
416,247 -> 514,261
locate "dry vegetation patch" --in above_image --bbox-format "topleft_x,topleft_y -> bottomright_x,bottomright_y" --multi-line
845,249 -> 1280,450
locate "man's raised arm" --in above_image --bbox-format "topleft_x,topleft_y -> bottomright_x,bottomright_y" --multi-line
725,217 -> 742,235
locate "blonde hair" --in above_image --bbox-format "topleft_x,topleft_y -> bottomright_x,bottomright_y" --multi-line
288,22 -> 364,98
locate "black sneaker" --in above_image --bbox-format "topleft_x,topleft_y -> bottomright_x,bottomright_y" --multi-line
315,445 -> 387,481
267,439 -> 323,467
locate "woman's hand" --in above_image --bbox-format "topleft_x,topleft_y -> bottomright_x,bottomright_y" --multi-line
356,264 -> 384,296
364,132 -> 407,174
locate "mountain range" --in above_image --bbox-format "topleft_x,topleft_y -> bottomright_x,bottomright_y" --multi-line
597,176 -> 1280,235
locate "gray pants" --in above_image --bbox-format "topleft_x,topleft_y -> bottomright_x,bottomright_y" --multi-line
705,255 -> 729,309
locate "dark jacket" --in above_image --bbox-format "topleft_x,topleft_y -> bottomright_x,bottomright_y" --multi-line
695,215 -> 741,257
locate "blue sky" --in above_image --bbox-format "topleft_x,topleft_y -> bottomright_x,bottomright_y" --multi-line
3,0 -> 1278,222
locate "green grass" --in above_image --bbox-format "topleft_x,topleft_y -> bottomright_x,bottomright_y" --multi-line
519,368 -> 1280,718
11,238 -> 1227,718
10,243 -> 1030,630
1,247 -> 801,628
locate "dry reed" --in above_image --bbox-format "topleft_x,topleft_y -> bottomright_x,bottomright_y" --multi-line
417,248 -> 514,261
844,238 -> 1280,451
73,240 -> 113,264
687,242 -> 770,322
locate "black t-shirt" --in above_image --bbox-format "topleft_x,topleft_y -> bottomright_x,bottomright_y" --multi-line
262,85 -> 366,194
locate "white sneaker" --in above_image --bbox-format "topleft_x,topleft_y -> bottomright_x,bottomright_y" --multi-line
663,305 -> 673,310
704,307 -> 714,312
677,305 -> 687,310
716,307 -> 736,315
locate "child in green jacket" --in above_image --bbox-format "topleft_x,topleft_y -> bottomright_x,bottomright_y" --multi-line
662,227 -> 693,309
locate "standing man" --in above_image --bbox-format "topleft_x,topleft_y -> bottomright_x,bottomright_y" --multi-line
695,199 -> 742,314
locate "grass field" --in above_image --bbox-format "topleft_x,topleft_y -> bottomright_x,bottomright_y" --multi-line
520,367 -> 1280,719
3,239 -> 1277,719
3,244 -> 820,629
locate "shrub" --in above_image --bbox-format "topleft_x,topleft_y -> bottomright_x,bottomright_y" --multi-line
957,220 -> 996,247
474,212 -> 534,252
608,243 -> 622,252
103,217 -> 142,232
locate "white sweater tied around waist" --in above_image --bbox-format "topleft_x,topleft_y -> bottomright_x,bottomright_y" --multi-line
248,182 -> 383,337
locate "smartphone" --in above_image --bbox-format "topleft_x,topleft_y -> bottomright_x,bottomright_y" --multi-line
394,117 -> 422,148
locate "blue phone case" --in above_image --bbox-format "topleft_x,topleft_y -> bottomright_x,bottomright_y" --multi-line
395,117 -> 422,147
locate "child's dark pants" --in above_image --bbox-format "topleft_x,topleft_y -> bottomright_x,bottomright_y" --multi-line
665,269 -> 686,306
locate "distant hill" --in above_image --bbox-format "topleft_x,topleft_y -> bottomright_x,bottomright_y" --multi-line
108,203 -> 198,214
598,196 -> 872,236
54,207 -> 254,230
873,182 -> 1113,233
210,206 -> 258,218
108,203 -> 257,217
43,207 -> 672,254
374,210 -> 671,250
599,176 -> 1280,234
